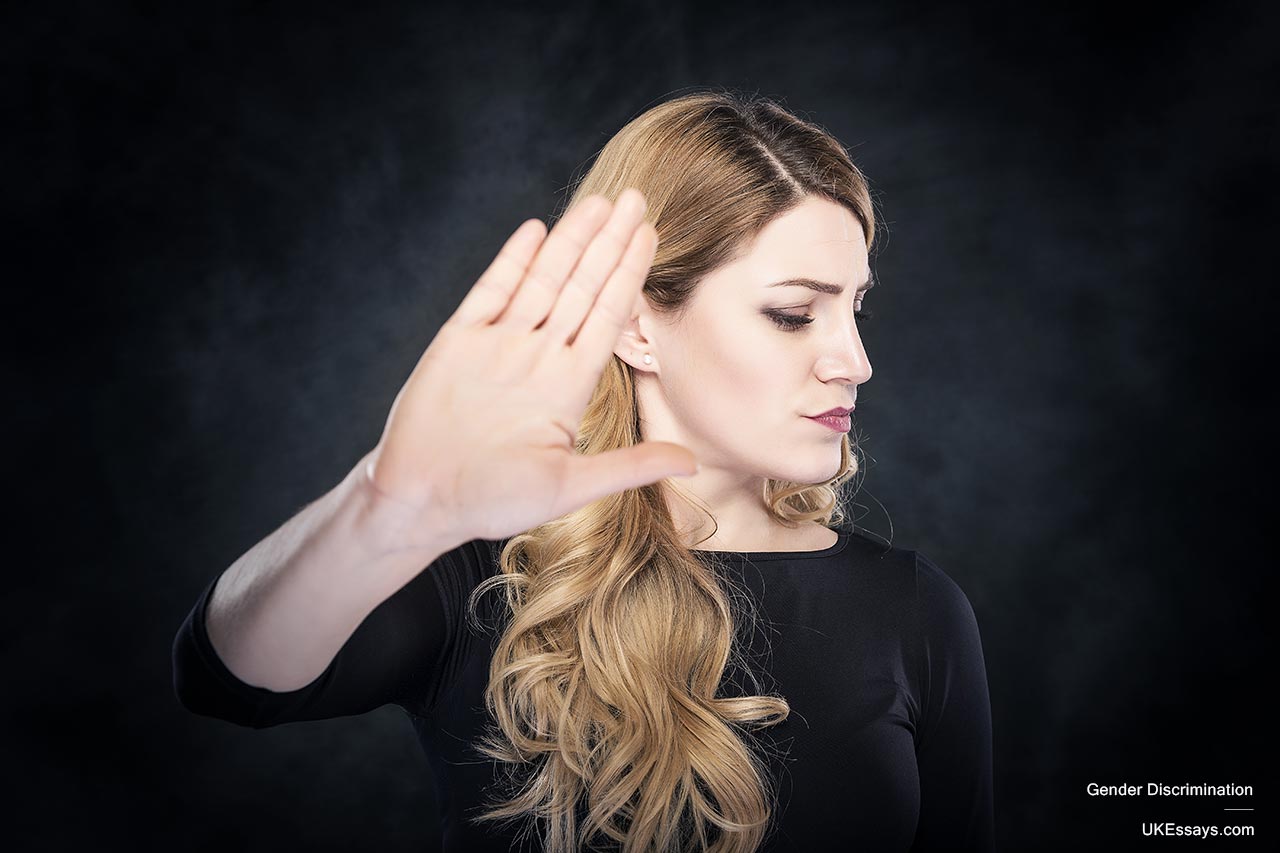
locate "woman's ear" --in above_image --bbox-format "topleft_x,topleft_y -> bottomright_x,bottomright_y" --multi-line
612,294 -> 658,372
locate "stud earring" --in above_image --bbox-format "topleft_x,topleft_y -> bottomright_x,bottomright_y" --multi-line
642,354 -> 652,365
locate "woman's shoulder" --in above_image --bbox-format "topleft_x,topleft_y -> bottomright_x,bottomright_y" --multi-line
911,548 -> 976,602
908,549 -> 984,649
839,531 -> 980,625
840,525 -> 918,584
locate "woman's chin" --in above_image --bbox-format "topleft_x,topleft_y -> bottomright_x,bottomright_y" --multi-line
771,456 -> 844,486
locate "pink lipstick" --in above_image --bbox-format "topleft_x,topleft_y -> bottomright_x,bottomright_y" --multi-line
805,406 -> 853,432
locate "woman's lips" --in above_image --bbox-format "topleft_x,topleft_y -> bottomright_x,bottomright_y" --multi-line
806,414 -> 851,432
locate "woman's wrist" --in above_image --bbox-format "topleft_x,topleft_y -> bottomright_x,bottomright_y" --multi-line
341,448 -> 463,562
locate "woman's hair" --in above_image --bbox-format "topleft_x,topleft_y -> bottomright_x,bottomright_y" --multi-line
463,88 -> 877,852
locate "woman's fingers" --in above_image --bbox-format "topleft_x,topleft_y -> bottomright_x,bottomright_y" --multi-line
447,218 -> 548,329
495,194 -> 614,330
554,441 -> 699,519
541,188 -> 647,346
364,189 -> 678,547
568,218 -> 658,362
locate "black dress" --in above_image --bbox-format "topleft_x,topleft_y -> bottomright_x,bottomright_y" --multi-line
172,527 -> 996,851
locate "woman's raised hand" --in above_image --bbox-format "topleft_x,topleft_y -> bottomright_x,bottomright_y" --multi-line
362,189 -> 699,550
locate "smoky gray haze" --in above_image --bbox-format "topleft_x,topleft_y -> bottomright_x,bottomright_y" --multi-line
8,0 -> 1275,850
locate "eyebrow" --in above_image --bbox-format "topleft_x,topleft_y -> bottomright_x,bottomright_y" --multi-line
765,275 -> 876,295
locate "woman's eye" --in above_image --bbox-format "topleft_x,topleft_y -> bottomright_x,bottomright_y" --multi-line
765,306 -> 874,332
766,311 -> 814,331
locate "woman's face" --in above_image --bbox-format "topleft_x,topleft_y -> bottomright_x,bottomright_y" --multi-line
625,194 -> 874,487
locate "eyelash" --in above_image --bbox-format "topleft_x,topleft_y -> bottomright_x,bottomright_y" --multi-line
766,307 -> 875,331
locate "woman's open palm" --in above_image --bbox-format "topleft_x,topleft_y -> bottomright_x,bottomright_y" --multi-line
364,189 -> 698,550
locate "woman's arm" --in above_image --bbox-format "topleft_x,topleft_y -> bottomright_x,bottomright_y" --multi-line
191,449 -> 455,694
911,552 -> 997,852
174,192 -> 690,726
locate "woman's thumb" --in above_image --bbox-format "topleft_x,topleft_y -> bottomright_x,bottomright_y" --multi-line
556,442 -> 699,514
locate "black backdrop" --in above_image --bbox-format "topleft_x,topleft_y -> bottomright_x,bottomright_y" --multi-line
8,0 -> 1276,850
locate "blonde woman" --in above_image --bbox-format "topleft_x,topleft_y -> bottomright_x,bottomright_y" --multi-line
173,89 -> 995,852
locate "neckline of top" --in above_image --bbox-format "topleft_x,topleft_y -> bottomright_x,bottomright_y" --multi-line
692,528 -> 851,562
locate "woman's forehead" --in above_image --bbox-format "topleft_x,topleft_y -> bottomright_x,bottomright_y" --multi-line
755,197 -> 866,252
709,200 -> 871,295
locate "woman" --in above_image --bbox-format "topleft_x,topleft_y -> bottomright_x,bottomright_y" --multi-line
173,90 -> 995,852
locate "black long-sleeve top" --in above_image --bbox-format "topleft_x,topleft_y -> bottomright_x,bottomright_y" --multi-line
172,526 -> 995,851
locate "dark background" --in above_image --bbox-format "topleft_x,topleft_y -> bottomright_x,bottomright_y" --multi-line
8,0 -> 1276,849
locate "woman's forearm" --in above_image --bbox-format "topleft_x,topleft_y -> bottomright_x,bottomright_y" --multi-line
201,449 -> 456,693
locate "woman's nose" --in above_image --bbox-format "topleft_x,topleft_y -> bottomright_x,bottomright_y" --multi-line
827,328 -> 872,385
